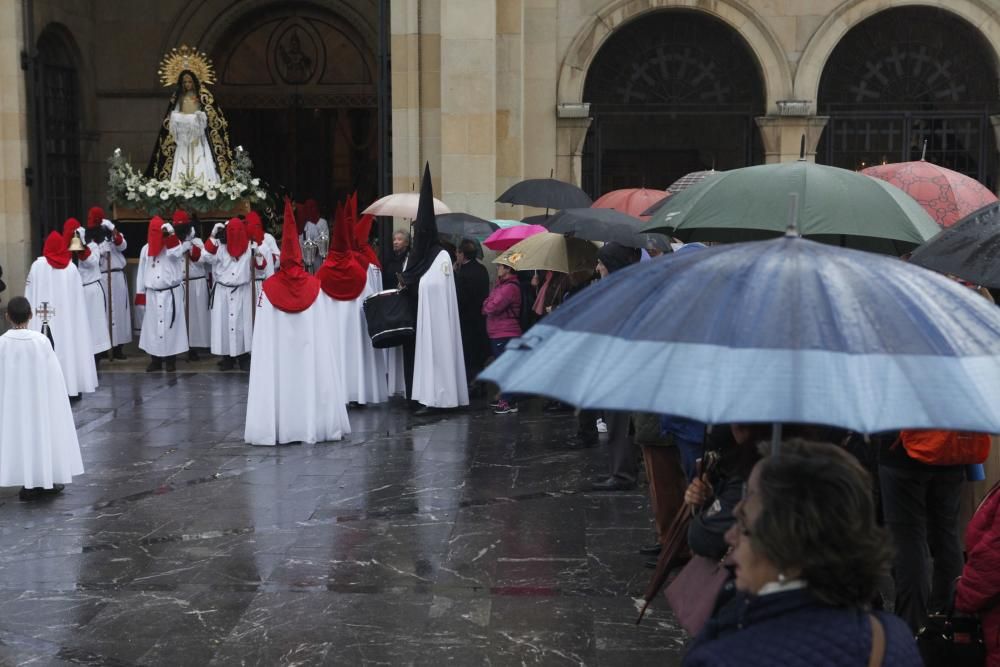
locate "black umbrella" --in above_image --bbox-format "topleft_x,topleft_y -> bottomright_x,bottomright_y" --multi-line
436,213 -> 498,240
910,202 -> 1000,288
497,178 -> 592,211
521,214 -> 551,226
544,208 -> 646,247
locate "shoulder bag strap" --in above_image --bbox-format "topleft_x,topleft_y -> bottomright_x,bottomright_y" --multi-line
867,614 -> 885,667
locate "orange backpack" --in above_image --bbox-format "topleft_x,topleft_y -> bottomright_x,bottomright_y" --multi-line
899,430 -> 992,466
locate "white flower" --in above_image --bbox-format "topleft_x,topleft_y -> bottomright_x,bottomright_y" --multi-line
206,190 -> 217,201
251,178 -> 260,187
159,191 -> 170,200
255,190 -> 266,199
114,147 -> 122,156
145,188 -> 157,197
183,192 -> 193,200
127,192 -> 138,201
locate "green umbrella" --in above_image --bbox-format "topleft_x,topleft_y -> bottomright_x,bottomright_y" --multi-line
642,160 -> 940,254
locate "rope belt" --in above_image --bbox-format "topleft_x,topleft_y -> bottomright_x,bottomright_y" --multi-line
209,280 -> 245,309
147,283 -> 181,328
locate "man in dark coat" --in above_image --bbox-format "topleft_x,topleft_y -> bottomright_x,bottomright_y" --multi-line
453,239 -> 491,386
382,229 -> 410,288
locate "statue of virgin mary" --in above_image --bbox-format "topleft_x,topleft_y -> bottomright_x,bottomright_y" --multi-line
145,46 -> 233,184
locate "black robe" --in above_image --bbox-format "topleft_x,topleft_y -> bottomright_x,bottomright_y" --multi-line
454,259 -> 491,378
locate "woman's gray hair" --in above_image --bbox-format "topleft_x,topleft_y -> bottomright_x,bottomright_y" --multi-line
751,439 -> 892,608
393,229 -> 411,243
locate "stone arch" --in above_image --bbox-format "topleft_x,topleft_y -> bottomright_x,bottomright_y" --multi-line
795,0 -> 1000,103
35,22 -> 96,132
162,0 -> 376,64
558,0 -> 793,113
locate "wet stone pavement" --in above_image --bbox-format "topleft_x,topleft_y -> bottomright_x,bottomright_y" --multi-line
0,372 -> 687,665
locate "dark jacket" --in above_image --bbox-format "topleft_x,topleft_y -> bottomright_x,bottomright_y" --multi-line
454,259 -> 491,369
382,248 -> 408,288
684,588 -> 921,667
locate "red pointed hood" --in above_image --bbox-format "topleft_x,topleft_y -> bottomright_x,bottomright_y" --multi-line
43,230 -> 71,268
262,199 -> 320,313
294,202 -> 307,235
246,211 -> 265,245
304,199 -> 320,224
172,209 -> 190,225
62,218 -> 81,247
315,200 -> 366,301
225,217 -> 250,259
355,214 -> 381,270
87,207 -> 104,229
147,216 -> 165,256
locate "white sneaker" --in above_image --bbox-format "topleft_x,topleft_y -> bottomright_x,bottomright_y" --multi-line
596,418 -> 608,433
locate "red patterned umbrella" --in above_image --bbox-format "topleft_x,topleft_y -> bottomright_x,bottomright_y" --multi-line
591,188 -> 668,219
861,161 -> 997,228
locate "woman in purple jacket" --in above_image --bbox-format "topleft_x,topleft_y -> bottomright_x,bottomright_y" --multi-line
481,260 -> 522,414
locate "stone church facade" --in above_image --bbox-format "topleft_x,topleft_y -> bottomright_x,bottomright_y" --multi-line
1,0 -> 999,289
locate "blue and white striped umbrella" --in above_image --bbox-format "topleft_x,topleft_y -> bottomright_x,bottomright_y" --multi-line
479,235 -> 1000,434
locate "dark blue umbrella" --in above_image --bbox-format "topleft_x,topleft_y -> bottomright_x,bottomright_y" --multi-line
479,235 -> 1000,434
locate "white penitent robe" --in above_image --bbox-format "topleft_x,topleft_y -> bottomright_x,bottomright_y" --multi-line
321,290 -> 388,406
263,233 -> 280,271
24,258 -> 98,396
252,244 -> 276,312
302,218 -> 329,243
412,250 -> 469,408
183,239 -> 212,349
77,241 -> 112,354
137,242 -> 189,357
101,233 -> 132,346
0,329 -> 84,488
245,293 -> 350,446
205,244 -> 253,356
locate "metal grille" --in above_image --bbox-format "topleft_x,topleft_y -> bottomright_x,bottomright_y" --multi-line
817,7 -> 997,187
34,34 -> 82,236
582,10 -> 764,197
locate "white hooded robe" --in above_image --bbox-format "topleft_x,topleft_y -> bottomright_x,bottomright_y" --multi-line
0,329 -> 85,488
24,258 -> 99,396
411,250 -> 469,408
245,292 -> 350,445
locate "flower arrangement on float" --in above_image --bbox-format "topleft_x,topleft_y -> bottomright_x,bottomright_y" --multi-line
106,145 -> 270,216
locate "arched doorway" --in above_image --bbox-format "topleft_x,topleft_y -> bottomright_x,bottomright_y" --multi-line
816,7 -> 999,188
581,11 -> 765,197
211,4 -> 378,215
33,26 -> 82,238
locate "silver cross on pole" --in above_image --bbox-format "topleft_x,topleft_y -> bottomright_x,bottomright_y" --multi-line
35,301 -> 55,324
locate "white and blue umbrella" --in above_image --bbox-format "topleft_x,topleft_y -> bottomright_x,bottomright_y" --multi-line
479,234 -> 1000,434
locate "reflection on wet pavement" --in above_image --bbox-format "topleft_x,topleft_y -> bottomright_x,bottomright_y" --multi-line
0,373 -> 686,665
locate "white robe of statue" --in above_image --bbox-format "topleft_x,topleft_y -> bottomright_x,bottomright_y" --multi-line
0,329 -> 84,488
24,258 -> 98,396
169,109 -> 219,184
411,250 -> 469,408
204,243 -> 253,356
78,240 -> 112,354
101,232 -> 132,346
245,292 -> 350,446
136,242 -> 189,357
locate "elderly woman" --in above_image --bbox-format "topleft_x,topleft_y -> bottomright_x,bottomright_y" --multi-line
683,440 -> 920,667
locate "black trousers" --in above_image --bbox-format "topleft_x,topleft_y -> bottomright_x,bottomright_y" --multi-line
402,339 -> 415,400
579,410 -> 637,483
879,465 -> 965,632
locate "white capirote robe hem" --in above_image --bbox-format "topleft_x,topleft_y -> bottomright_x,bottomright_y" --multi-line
0,330 -> 84,488
411,250 -> 470,408
245,293 -> 351,446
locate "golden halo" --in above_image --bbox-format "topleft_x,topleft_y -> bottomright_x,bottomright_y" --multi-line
158,45 -> 216,88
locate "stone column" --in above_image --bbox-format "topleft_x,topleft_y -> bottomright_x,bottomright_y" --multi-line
0,1 -> 32,300
555,116 -> 592,188
755,116 -> 830,163
520,0 -> 558,218
439,0 -> 496,219
495,0 -> 523,220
